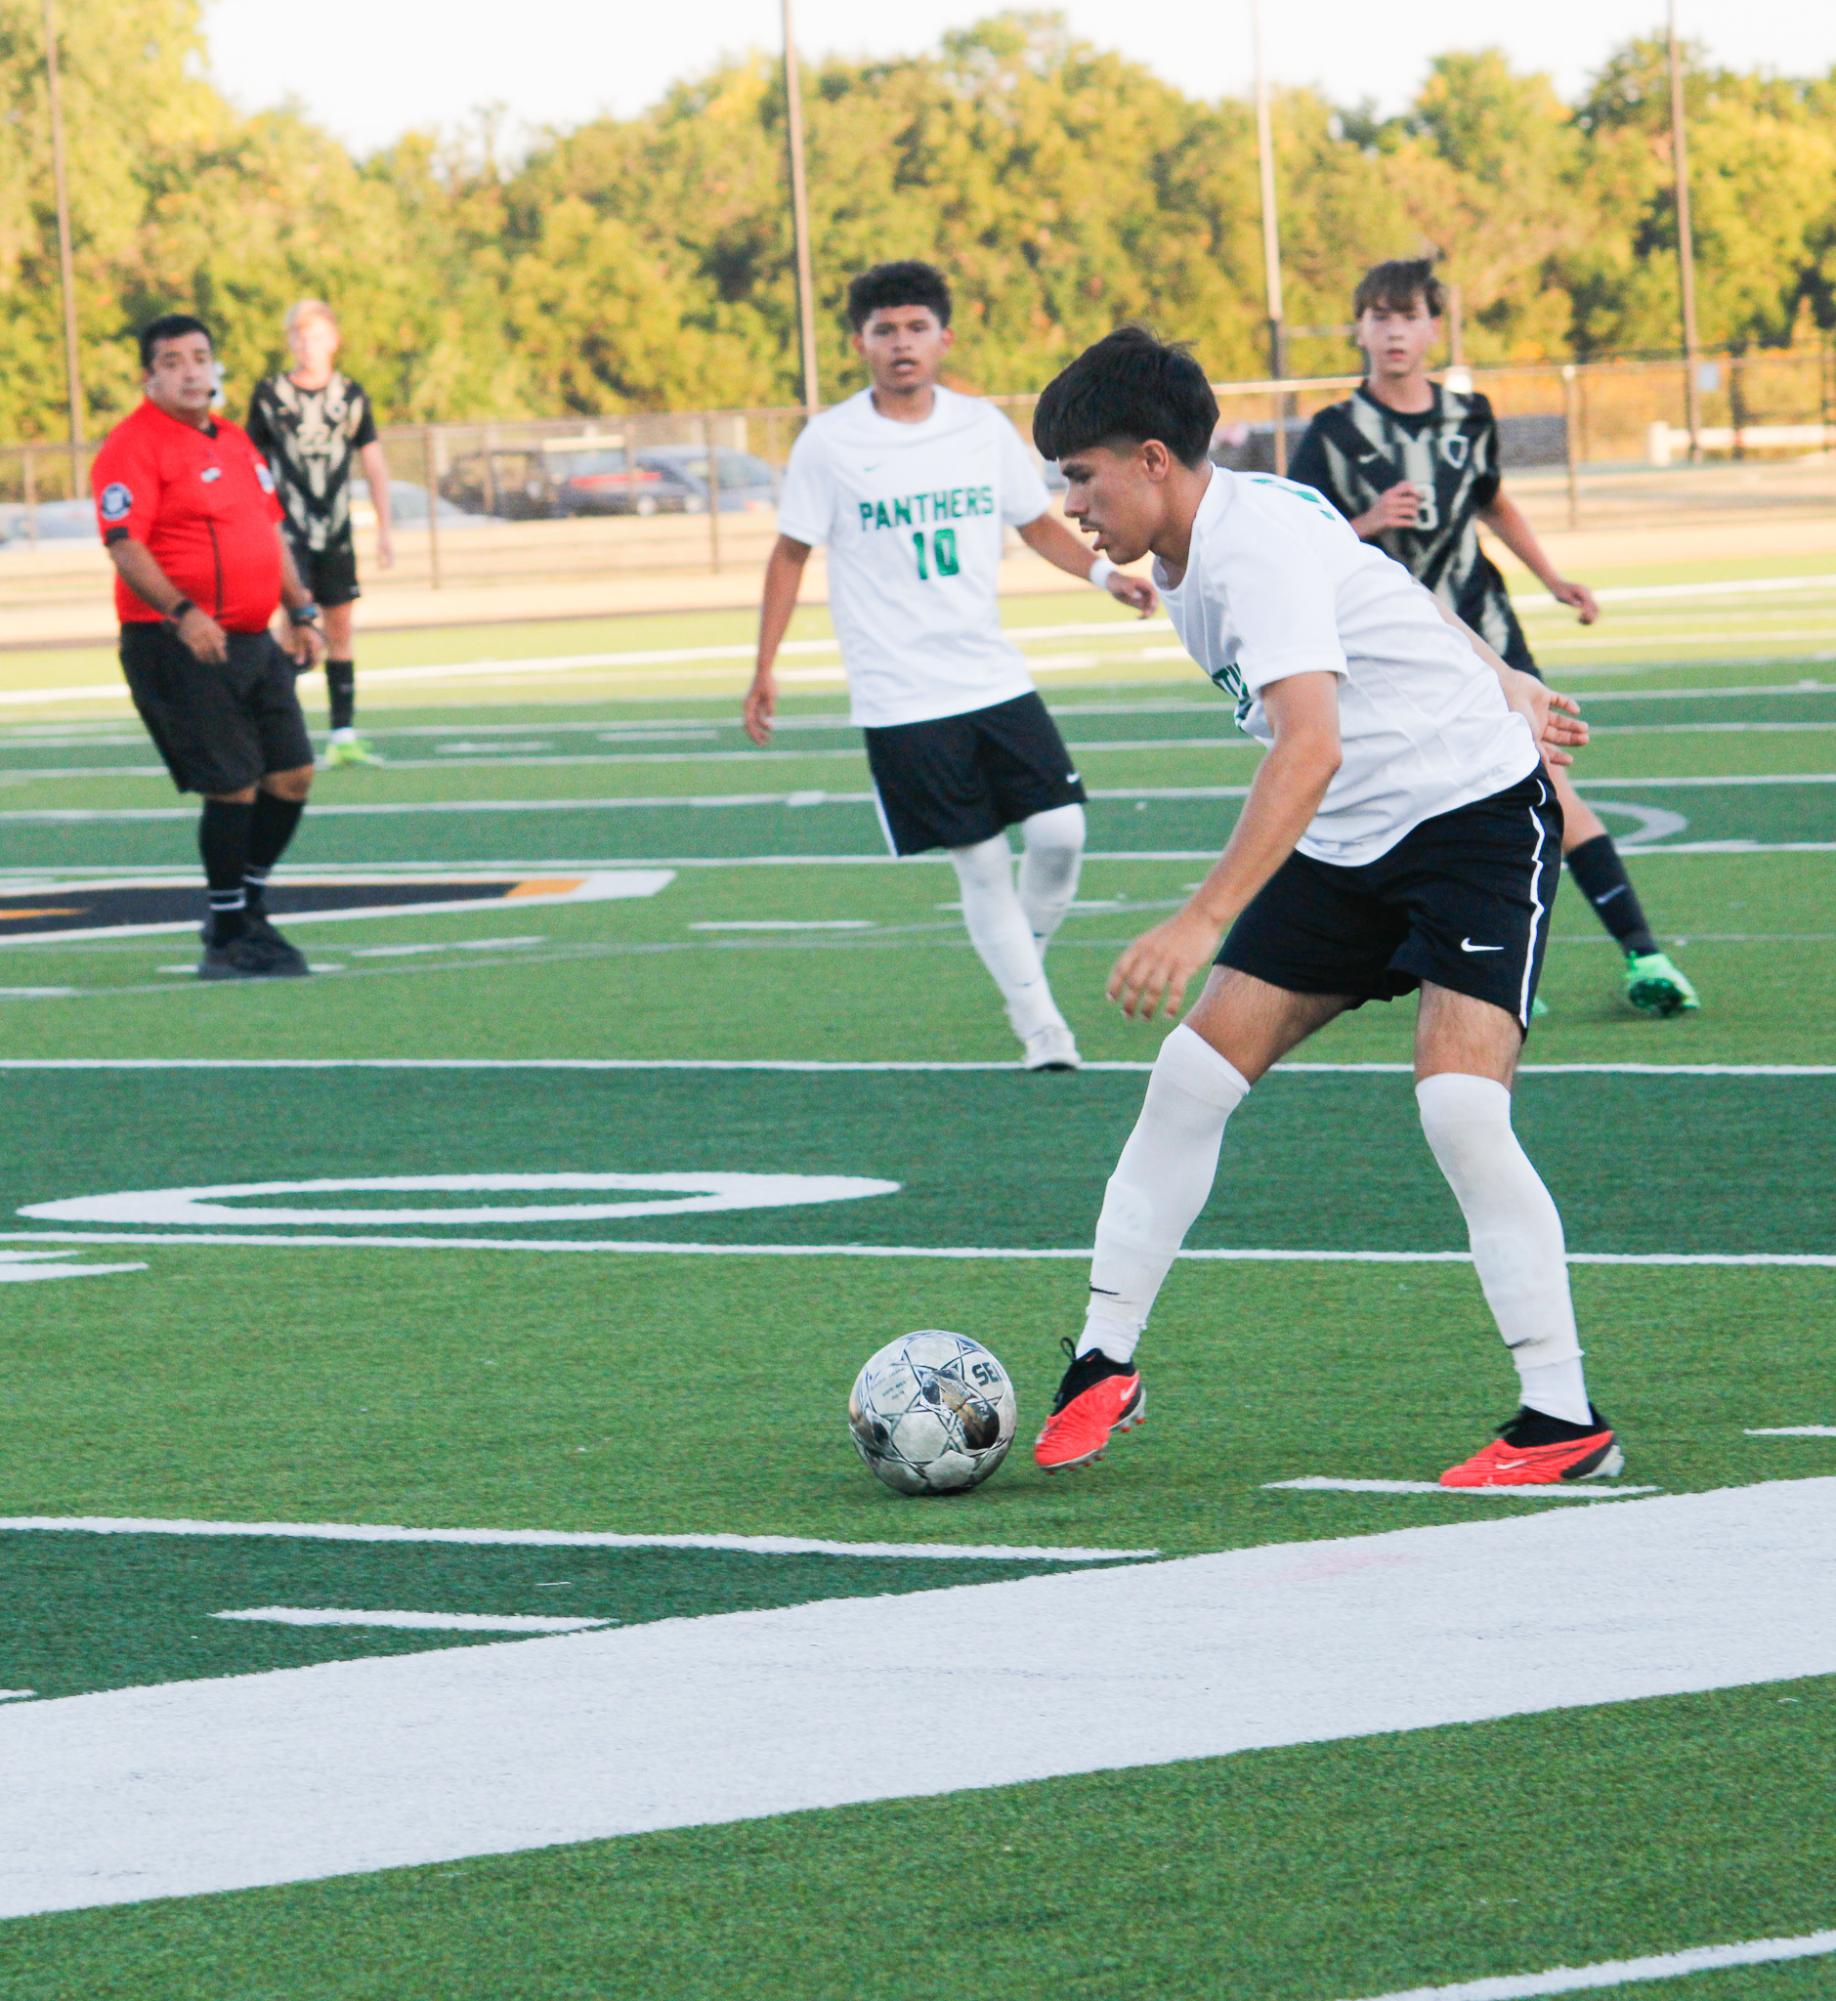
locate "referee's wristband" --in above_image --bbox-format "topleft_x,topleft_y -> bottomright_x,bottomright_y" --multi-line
1088,556 -> 1116,592
164,598 -> 195,627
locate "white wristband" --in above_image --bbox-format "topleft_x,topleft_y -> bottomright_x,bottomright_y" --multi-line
1088,556 -> 1116,592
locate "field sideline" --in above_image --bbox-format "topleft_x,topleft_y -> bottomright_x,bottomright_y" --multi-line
0,564 -> 1832,1998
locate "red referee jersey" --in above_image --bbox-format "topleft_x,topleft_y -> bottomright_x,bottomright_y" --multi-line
90,399 -> 285,631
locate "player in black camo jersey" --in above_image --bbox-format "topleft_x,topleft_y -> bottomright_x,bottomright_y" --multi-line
247,300 -> 394,769
1289,260 -> 1698,1019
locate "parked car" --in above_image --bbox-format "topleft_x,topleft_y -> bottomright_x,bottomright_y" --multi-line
552,448 -> 701,518
440,449 -> 567,520
630,446 -> 779,513
350,479 -> 487,530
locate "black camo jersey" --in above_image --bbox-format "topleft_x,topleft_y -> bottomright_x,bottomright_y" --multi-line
1288,383 -> 1532,670
245,372 -> 378,554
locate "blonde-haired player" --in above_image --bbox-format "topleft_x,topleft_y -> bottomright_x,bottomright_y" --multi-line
246,300 -> 394,768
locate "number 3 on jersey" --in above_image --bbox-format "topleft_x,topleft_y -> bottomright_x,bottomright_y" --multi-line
911,527 -> 960,581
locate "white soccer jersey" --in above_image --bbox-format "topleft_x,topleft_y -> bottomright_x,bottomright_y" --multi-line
775,386 -> 1052,727
1155,470 -> 1538,865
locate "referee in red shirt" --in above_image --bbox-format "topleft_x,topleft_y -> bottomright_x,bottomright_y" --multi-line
91,315 -> 327,979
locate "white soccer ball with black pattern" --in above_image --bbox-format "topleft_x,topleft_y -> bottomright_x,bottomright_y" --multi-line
848,1330 -> 1017,1496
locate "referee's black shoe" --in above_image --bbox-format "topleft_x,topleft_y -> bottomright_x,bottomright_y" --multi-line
243,911 -> 310,976
198,928 -> 310,981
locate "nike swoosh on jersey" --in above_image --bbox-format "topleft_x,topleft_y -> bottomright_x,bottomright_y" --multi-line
1460,938 -> 1505,953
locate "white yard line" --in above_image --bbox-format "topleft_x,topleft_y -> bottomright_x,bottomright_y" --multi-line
1334,1927 -> 1836,2001
1266,1478 -> 1659,1500
213,1608 -> 612,1635
4,678 -> 1829,752
0,1479 -> 1830,1921
0,1057 -> 1824,1074
7,843 -> 1828,873
1746,1426 -> 1836,1438
0,770 -> 1828,824
0,1516 -> 1155,1562
9,718 -> 1833,781
0,1231 -> 1825,1266
689,919 -> 874,931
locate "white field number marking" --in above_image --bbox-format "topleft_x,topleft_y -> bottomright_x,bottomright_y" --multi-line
20,1171 -> 900,1229
213,1608 -> 612,1635
0,1479 -> 1832,1920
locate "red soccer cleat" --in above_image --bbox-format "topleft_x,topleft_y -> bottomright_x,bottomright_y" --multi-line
1034,1338 -> 1145,1474
1440,1406 -> 1624,1487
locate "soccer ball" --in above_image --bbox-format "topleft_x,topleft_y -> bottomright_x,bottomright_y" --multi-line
848,1330 -> 1017,1496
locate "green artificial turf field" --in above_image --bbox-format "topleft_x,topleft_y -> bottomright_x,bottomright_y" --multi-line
0,562 -> 1832,1999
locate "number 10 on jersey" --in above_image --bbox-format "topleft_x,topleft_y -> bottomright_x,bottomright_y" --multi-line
911,527 -> 960,580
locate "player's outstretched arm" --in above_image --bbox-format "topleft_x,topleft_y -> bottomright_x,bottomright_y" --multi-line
1477,487 -> 1596,622
746,535 -> 812,746
1016,512 -> 1157,615
1431,598 -> 1587,767
1108,672 -> 1342,1021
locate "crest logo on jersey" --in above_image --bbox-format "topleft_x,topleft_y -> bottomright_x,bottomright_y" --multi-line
255,462 -> 276,493
200,466 -> 222,485
99,482 -> 133,522
1441,435 -> 1471,469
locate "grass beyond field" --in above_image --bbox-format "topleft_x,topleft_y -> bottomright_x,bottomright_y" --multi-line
0,566 -> 1832,1998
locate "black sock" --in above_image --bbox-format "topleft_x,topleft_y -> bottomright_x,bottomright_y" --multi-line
245,790 -> 305,915
199,798 -> 255,943
1565,833 -> 1658,956
326,659 -> 355,733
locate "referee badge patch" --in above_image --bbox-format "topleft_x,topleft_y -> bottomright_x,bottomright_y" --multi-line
99,481 -> 133,522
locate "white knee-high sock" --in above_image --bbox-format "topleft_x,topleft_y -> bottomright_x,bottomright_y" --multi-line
1081,1025 -> 1251,1363
1018,803 -> 1086,954
1415,1072 -> 1592,1424
949,835 -> 1064,1038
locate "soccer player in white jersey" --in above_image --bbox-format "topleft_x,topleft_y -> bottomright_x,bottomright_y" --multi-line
1028,328 -> 1621,1490
745,261 -> 1156,1070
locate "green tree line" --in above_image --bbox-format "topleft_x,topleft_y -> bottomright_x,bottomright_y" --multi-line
2,3 -> 1832,439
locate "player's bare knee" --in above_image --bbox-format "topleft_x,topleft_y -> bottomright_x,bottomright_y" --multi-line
263,765 -> 314,803
208,785 -> 259,806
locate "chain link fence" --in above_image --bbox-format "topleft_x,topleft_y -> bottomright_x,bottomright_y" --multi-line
1,346 -> 1831,604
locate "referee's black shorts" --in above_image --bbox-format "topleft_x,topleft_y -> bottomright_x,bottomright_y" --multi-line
863,691 -> 1086,856
120,624 -> 315,795
1218,768 -> 1563,1032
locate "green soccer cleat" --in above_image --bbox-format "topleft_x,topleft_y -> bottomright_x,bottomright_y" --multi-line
1624,949 -> 1699,1018
325,734 -> 385,768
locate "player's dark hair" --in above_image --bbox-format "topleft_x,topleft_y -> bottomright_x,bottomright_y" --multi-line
1352,259 -> 1446,319
139,314 -> 214,370
846,262 -> 952,332
1032,326 -> 1217,470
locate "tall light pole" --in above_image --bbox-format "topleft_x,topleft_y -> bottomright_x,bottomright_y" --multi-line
42,0 -> 85,491
1251,0 -> 1287,472
1667,0 -> 1703,461
781,0 -> 820,417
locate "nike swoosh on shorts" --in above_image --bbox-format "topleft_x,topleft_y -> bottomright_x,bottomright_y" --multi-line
1461,938 -> 1505,954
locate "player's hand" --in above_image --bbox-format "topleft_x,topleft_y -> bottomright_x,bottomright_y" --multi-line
743,669 -> 777,747
1354,483 -> 1420,537
1107,907 -> 1222,1022
176,607 -> 229,664
377,529 -> 396,572
1551,578 -> 1597,625
1105,568 -> 1158,617
1500,667 -> 1587,768
286,618 -> 326,671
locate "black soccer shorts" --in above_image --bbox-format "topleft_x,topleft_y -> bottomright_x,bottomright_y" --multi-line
120,623 -> 316,795
287,535 -> 361,610
862,690 -> 1087,856
1218,769 -> 1564,1031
